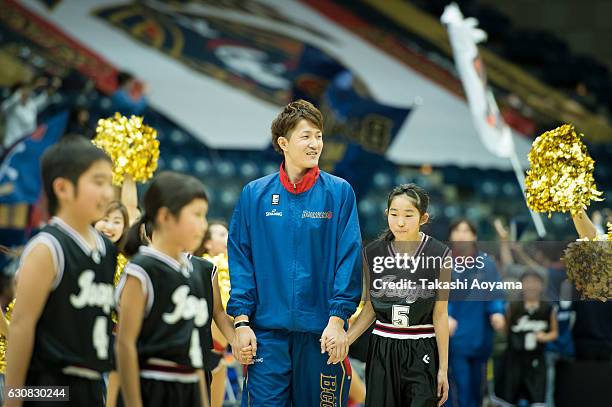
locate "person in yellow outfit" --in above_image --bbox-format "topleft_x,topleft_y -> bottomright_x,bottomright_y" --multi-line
94,175 -> 142,407
198,221 -> 230,407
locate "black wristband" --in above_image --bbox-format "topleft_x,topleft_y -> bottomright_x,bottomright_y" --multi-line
234,321 -> 250,329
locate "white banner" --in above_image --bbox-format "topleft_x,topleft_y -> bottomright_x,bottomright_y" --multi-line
441,3 -> 514,158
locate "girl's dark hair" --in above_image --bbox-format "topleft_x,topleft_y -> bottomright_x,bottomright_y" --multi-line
194,220 -> 228,257
103,201 -> 130,251
124,172 -> 208,257
41,135 -> 112,215
448,217 -> 478,239
379,183 -> 429,241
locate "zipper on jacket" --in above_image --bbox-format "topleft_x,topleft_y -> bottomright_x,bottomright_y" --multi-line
291,192 -> 297,330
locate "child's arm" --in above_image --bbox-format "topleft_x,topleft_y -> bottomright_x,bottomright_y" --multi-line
346,301 -> 375,345
121,175 -> 140,226
211,273 -> 235,345
210,274 -> 254,364
433,263 -> 451,407
536,307 -> 559,343
5,243 -> 56,406
105,371 -> 120,407
571,209 -> 598,240
116,276 -> 146,407
433,299 -> 450,407
196,370 -> 210,407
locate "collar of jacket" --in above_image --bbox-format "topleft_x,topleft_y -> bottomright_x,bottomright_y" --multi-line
279,161 -> 320,194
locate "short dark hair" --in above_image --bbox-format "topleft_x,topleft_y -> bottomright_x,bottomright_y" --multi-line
448,217 -> 478,239
379,183 -> 429,241
271,99 -> 323,154
124,172 -> 209,256
520,269 -> 544,283
116,71 -> 134,88
41,135 -> 112,215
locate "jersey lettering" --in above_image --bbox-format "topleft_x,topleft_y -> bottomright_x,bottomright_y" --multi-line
69,270 -> 114,314
162,285 -> 209,327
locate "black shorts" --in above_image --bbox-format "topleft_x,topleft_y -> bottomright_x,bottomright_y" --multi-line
117,377 -> 201,407
205,348 -> 223,372
365,334 -> 439,407
495,351 -> 547,404
24,370 -> 104,407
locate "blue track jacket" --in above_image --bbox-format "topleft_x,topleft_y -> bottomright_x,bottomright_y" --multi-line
226,165 -> 362,333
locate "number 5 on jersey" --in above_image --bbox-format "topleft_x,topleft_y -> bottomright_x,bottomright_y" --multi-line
392,305 -> 411,328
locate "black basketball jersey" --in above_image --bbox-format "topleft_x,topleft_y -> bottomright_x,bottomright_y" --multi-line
508,302 -> 553,353
119,246 -> 209,368
365,234 -> 450,338
25,217 -> 117,373
188,255 -> 216,369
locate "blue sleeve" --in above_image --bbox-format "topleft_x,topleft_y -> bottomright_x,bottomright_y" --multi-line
329,182 -> 362,321
226,185 -> 257,318
483,256 -> 506,313
486,299 -> 505,315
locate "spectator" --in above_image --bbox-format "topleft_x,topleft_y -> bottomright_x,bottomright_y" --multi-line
1,76 -> 61,152
494,271 -> 558,406
66,105 -> 94,139
110,71 -> 148,116
447,218 -> 506,407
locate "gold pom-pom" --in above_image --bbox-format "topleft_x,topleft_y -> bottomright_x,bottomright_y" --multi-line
562,228 -> 612,302
93,113 -> 160,185
0,299 -> 15,373
525,124 -> 603,217
114,253 -> 128,287
112,253 -> 129,324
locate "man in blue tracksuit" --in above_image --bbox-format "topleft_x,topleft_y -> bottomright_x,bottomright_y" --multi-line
227,100 -> 363,407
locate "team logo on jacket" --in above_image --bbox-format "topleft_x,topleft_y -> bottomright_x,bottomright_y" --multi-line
271,194 -> 280,205
302,210 -> 333,219
265,208 -> 283,217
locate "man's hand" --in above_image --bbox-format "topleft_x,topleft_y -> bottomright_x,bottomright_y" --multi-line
233,326 -> 257,365
493,218 -> 510,241
320,316 -> 348,365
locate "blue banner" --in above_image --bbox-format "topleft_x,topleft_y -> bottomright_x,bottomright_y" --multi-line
0,111 -> 69,204
319,72 -> 411,199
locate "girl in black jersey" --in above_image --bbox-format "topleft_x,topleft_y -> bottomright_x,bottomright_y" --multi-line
494,271 -> 558,406
115,172 -> 211,407
5,137 -> 116,407
331,184 -> 451,407
95,178 -> 143,407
